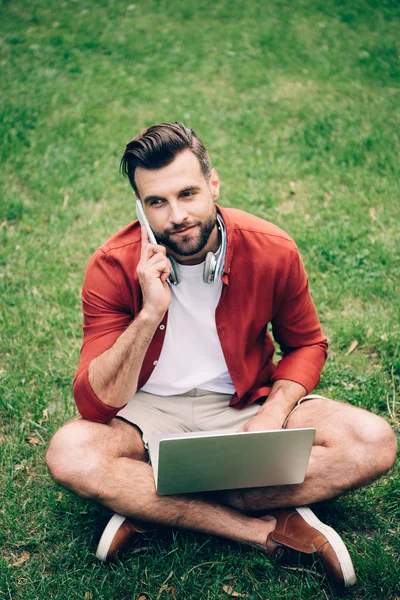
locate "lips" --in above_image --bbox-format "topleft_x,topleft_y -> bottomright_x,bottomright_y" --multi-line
170,225 -> 196,237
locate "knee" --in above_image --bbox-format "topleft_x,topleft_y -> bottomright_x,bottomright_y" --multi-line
46,421 -> 103,494
358,414 -> 397,476
375,419 -> 397,473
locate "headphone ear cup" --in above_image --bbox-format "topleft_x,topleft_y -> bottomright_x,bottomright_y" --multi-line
203,252 -> 217,283
168,255 -> 181,285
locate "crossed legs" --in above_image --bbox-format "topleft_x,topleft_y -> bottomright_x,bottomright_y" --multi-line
45,416 -> 276,547
46,397 -> 396,547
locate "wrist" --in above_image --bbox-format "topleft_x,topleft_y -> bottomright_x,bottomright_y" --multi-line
139,306 -> 166,327
258,399 -> 288,420
259,380 -> 306,417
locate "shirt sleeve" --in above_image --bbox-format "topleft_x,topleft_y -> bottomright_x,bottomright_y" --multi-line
73,250 -> 133,423
270,246 -> 328,393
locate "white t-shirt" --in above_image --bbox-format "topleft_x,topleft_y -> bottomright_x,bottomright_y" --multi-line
141,261 -> 235,396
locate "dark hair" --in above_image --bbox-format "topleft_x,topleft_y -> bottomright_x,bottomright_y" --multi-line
120,122 -> 211,197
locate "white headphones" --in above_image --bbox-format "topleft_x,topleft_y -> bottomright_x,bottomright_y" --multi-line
168,214 -> 227,285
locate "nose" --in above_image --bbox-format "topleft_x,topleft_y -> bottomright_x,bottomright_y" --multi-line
169,201 -> 188,226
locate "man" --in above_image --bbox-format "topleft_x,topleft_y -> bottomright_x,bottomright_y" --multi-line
46,122 -> 397,588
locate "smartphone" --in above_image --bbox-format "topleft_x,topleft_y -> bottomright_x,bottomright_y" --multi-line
136,199 -> 158,244
136,200 -> 179,285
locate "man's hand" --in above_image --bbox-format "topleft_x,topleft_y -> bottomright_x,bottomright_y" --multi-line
237,380 -> 307,433
237,411 -> 285,433
137,226 -> 172,321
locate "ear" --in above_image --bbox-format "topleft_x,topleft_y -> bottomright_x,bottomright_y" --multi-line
209,168 -> 220,200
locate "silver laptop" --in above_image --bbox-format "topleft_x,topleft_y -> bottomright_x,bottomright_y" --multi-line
148,428 -> 316,495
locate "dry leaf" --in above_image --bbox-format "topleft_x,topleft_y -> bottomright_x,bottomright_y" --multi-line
170,586 -> 177,600
369,207 -> 376,221
222,585 -> 248,597
132,546 -> 149,554
156,571 -> 173,599
341,381 -> 355,389
244,567 -> 260,594
42,409 -> 49,421
367,327 -> 373,338
27,437 -> 41,446
56,493 -> 63,502
345,340 -> 358,355
13,551 -> 30,566
137,596 -> 148,600
84,593 -> 93,600
14,462 -> 26,472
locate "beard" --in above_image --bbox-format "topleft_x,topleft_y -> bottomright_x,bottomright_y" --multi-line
154,208 -> 217,257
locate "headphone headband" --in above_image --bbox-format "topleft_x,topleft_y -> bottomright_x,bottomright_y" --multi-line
203,214 -> 226,283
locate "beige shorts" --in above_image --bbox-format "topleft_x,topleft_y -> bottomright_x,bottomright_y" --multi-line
116,389 -> 326,448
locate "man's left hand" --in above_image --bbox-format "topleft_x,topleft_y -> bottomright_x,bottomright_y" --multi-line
237,412 -> 285,433
236,379 -> 307,433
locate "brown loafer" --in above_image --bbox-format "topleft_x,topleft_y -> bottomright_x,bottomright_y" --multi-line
266,506 -> 356,588
96,513 -> 153,562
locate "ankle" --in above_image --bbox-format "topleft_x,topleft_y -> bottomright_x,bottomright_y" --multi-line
251,515 -> 277,550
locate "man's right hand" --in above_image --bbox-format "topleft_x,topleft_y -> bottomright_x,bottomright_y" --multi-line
137,226 -> 172,321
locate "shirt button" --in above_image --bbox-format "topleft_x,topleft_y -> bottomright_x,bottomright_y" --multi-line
153,360 -> 158,366
159,324 -> 165,330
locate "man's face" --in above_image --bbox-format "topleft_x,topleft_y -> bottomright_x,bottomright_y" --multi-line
135,149 -> 220,264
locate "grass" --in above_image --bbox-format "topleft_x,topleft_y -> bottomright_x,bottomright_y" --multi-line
1,0 -> 399,598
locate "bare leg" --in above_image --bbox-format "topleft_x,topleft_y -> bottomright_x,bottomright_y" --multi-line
46,417 -> 276,548
46,400 -> 396,543
220,398 -> 397,512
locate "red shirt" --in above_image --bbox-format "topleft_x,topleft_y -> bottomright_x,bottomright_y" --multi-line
73,206 -> 328,423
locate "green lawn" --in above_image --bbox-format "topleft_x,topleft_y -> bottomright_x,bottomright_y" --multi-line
1,0 -> 399,598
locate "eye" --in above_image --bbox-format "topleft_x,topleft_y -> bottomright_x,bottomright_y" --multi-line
150,198 -> 164,206
181,191 -> 194,198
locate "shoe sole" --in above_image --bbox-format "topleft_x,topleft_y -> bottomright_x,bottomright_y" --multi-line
296,506 -> 356,587
96,513 -> 126,562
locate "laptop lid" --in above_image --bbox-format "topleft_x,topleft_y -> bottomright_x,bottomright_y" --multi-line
148,428 -> 316,496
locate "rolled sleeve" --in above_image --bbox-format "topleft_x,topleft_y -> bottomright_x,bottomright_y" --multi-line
73,366 -> 125,423
73,250 -> 132,423
271,247 -> 328,392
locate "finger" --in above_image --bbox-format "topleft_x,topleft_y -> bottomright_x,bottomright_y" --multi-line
144,243 -> 167,261
160,269 -> 171,283
148,247 -> 168,260
137,252 -> 169,274
241,421 -> 259,433
148,255 -> 171,277
147,255 -> 170,272
159,259 -> 171,279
